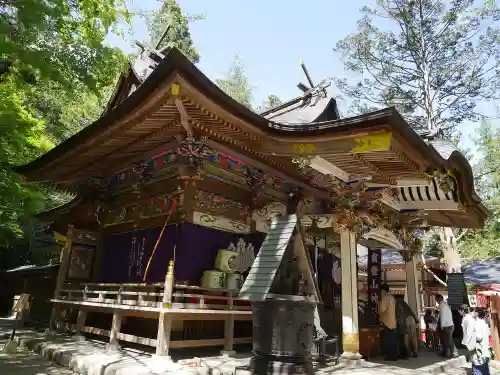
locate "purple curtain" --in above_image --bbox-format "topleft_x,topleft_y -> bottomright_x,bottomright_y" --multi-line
175,223 -> 264,282
99,222 -> 265,284
100,224 -> 178,283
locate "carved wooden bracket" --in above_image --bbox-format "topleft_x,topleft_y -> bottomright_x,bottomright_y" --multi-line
130,162 -> 154,196
398,228 -> 424,252
399,250 -> 416,263
79,176 -> 112,200
176,135 -> 208,183
170,83 -> 193,136
286,187 -> 302,214
425,169 -> 458,195
244,167 -> 266,205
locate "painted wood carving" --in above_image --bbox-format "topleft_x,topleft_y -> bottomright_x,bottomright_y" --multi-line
261,132 -> 392,156
194,190 -> 247,219
109,151 -> 178,188
105,144 -> 299,199
68,243 -> 95,280
103,191 -> 182,227
192,212 -> 250,234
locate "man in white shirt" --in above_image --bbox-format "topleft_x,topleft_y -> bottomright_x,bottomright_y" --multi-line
436,294 -> 458,357
461,305 -> 475,348
471,308 -> 491,375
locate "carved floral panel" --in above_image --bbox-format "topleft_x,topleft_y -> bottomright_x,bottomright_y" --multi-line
103,191 -> 183,227
194,190 -> 248,220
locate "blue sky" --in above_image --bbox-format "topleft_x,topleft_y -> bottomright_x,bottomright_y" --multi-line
107,0 -> 486,151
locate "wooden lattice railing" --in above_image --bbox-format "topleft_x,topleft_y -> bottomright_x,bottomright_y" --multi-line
52,282 -> 252,352
59,282 -> 250,309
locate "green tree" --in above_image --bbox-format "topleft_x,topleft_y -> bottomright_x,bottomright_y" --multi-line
217,55 -> 254,108
216,57 -> 282,112
334,0 -> 500,136
29,83 -> 113,144
1,0 -> 130,243
335,0 -> 500,275
459,121 -> 500,261
1,0 -> 130,90
258,94 -> 283,113
0,77 -> 52,242
145,0 -> 201,62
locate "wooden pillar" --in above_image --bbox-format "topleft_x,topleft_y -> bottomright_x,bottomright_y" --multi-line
155,260 -> 175,358
420,268 -> 426,308
72,310 -> 87,340
340,228 -> 361,360
221,291 -> 235,355
73,285 -> 88,339
50,225 -> 74,332
490,296 -> 500,361
108,311 -> 122,349
91,231 -> 104,281
404,252 -> 421,317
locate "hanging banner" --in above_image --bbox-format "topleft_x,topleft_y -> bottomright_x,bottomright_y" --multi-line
367,248 -> 382,319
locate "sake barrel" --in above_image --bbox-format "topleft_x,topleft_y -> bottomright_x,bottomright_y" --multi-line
201,270 -> 226,289
215,249 -> 239,273
226,273 -> 243,291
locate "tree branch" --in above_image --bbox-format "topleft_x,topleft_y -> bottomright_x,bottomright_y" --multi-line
474,168 -> 500,180
421,251 -> 448,287
455,229 -> 469,243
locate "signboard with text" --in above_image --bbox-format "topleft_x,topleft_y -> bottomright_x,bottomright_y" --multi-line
367,249 -> 382,323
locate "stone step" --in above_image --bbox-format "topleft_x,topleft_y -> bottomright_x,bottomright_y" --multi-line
419,355 -> 467,375
18,334 -> 197,375
10,331 -> 474,375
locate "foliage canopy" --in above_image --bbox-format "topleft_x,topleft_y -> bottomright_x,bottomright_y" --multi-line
335,0 -> 500,136
0,0 -> 130,243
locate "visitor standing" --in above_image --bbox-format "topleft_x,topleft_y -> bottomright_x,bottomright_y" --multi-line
470,308 -> 491,375
461,305 -> 476,349
396,299 -> 419,358
405,309 -> 419,357
424,308 -> 433,348
436,294 -> 458,357
424,308 -> 439,351
379,284 -> 398,361
396,299 -> 409,359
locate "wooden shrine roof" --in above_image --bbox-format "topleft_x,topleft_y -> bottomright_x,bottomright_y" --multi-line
263,96 -> 340,124
14,47 -> 487,229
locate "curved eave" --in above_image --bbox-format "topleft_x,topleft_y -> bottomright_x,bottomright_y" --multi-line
36,196 -> 83,221
386,112 -> 488,227
446,149 -> 488,219
12,47 -> 487,226
11,47 -> 382,177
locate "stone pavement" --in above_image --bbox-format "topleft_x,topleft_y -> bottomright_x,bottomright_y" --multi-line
0,330 -> 497,375
0,333 -> 76,375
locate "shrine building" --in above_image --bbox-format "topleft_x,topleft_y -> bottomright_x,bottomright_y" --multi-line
14,46 -> 487,373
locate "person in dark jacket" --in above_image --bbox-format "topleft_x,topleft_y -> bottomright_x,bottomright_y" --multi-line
395,299 -> 408,359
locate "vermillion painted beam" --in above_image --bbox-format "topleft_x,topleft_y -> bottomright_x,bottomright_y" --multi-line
205,139 -> 331,200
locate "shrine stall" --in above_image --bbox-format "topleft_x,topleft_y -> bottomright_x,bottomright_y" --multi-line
358,249 -> 447,305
